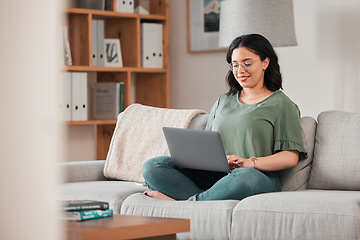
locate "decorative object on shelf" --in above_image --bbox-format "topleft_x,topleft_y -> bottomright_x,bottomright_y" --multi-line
62,26 -> 72,65
135,0 -> 150,14
104,38 -> 123,67
187,0 -> 227,52
218,0 -> 297,48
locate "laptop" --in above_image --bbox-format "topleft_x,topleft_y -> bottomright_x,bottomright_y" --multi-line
163,127 -> 230,173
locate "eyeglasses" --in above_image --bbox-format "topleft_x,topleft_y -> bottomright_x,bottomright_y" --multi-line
228,59 -> 260,72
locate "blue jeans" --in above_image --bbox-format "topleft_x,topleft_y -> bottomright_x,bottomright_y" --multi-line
142,156 -> 281,201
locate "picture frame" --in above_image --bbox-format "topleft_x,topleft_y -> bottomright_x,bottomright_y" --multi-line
187,0 -> 227,53
104,38 -> 123,67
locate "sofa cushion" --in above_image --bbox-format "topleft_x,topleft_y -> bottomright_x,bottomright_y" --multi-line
308,111 -> 360,190
279,116 -> 317,191
61,181 -> 148,214
104,104 -> 207,183
121,193 -> 239,240
61,160 -> 107,183
230,190 -> 360,240
187,114 -> 208,130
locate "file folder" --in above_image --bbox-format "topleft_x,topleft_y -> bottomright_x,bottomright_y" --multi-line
97,20 -> 105,66
91,20 -> 98,66
116,0 -> 134,13
61,72 -> 72,121
71,73 -> 81,121
79,72 -> 88,121
141,23 -> 163,68
92,19 -> 105,66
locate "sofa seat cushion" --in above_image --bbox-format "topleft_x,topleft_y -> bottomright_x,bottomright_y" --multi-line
121,193 -> 239,240
309,111 -> 360,190
61,181 -> 148,214
231,190 -> 360,240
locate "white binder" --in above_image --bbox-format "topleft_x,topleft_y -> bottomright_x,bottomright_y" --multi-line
91,20 -> 98,66
71,73 -> 81,121
97,20 -> 105,66
116,0 -> 134,13
154,23 -> 163,68
92,19 -> 105,66
61,72 -> 72,121
141,23 -> 163,68
127,0 -> 134,13
79,72 -> 88,121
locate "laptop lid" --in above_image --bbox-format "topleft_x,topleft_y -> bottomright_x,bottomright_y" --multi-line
163,127 -> 230,173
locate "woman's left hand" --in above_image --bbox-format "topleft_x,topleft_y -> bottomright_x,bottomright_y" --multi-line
227,155 -> 253,168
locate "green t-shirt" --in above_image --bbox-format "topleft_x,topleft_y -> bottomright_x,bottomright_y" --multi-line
206,90 -> 307,160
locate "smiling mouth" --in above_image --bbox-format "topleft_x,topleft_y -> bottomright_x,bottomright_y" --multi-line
239,76 -> 249,82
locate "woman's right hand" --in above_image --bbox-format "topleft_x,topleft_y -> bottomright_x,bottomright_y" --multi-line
227,155 -> 253,168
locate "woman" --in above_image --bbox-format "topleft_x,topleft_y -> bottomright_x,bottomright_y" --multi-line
142,34 -> 307,201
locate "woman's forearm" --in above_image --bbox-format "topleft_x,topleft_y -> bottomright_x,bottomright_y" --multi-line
251,150 -> 299,171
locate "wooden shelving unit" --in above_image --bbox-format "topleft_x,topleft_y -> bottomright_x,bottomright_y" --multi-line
64,0 -> 169,159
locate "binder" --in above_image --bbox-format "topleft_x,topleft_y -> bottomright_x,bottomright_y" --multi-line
91,20 -> 97,66
92,20 -> 105,66
61,72 -> 72,121
127,0 -> 134,13
71,73 -> 81,121
79,73 -> 88,121
97,20 -> 105,66
116,0 -> 134,13
141,23 -> 163,68
154,23 -> 163,68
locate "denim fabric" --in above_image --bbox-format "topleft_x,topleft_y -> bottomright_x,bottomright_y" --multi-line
142,156 -> 281,201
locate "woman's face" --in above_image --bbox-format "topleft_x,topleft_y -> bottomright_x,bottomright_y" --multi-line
231,47 -> 269,90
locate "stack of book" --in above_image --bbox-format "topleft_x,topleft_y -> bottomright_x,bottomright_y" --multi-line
93,82 -> 124,120
62,200 -> 113,221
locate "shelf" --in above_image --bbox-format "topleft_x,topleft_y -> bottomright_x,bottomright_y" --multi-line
66,8 -> 166,21
65,120 -> 117,126
65,65 -> 167,73
64,0 -> 169,160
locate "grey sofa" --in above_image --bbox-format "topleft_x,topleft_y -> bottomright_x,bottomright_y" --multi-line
61,110 -> 360,240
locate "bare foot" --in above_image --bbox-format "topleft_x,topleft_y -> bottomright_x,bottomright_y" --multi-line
144,190 -> 176,201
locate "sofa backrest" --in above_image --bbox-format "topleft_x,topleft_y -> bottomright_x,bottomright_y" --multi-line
308,111 -> 360,190
279,117 -> 317,191
187,114 -> 318,192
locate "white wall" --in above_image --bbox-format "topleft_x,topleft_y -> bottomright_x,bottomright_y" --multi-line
169,0 -> 360,118
0,1 -> 62,240
67,0 -> 360,161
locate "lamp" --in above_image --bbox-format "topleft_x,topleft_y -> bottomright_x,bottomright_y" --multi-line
219,0 -> 297,48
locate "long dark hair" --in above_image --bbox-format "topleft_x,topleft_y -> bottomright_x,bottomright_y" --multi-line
226,34 -> 283,95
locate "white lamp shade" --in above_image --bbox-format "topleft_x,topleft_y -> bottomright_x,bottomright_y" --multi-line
219,0 -> 297,48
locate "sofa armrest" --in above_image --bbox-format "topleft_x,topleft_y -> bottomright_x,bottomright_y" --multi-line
60,160 -> 108,183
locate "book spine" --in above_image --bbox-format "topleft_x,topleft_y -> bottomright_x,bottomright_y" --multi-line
79,209 -> 113,221
64,202 -> 109,211
120,82 -> 124,112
